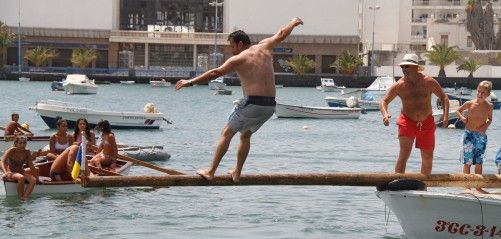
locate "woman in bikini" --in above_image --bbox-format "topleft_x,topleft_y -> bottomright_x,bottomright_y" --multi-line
89,120 -> 117,169
46,118 -> 74,161
73,118 -> 96,147
1,136 -> 39,199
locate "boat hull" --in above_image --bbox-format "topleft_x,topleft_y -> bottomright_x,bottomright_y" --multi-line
377,190 -> 501,239
325,97 -> 380,111
275,103 -> 361,119
31,101 -> 164,129
63,83 -> 98,94
0,136 -> 50,153
433,110 -> 465,129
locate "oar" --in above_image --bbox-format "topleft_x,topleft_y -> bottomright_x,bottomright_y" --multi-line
162,118 -> 173,124
117,154 -> 185,175
88,165 -> 122,176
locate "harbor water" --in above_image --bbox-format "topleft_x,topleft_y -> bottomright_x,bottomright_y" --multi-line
0,80 -> 500,238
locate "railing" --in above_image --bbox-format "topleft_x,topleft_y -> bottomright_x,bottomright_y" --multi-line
413,0 -> 464,7
110,31 -> 229,43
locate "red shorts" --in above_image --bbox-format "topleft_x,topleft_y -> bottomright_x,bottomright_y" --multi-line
396,114 -> 436,151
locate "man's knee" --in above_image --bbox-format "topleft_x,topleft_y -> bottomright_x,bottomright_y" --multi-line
240,131 -> 252,140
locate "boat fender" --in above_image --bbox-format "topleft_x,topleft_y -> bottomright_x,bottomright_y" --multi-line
376,179 -> 427,191
345,96 -> 358,108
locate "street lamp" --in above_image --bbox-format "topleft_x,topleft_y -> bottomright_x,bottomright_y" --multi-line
369,5 -> 380,77
209,0 -> 223,69
17,0 -> 22,72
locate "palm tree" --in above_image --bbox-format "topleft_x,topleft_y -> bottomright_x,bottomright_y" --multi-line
456,58 -> 480,78
329,50 -> 362,76
71,48 -> 99,68
0,21 -> 16,67
24,47 -> 57,67
285,55 -> 315,76
424,44 -> 460,77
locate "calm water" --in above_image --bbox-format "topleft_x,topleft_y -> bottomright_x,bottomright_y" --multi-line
0,80 -> 500,239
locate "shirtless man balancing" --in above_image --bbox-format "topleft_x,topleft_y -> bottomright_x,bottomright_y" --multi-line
380,53 -> 449,175
4,113 -> 33,140
176,17 -> 303,182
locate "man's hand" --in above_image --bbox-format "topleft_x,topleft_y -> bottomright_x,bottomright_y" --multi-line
383,114 -> 391,126
441,115 -> 449,128
175,79 -> 191,91
291,17 -> 303,26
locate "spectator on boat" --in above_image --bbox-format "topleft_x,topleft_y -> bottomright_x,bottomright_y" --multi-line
46,118 -> 74,161
380,53 -> 449,175
175,17 -> 303,182
456,81 -> 493,194
3,112 -> 33,140
73,118 -> 96,147
1,136 -> 39,199
49,144 -> 79,181
89,120 -> 117,169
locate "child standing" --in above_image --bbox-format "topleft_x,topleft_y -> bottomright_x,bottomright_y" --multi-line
456,81 -> 494,194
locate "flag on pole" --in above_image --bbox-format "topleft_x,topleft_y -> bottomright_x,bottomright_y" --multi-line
71,138 -> 86,180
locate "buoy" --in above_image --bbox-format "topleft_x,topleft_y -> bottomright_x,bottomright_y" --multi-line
448,124 -> 456,129
303,125 -> 309,130
21,122 -> 29,130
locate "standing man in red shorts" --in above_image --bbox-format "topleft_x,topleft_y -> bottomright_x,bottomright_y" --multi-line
380,53 -> 449,175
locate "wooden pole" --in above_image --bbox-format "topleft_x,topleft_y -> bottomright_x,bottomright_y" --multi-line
117,154 -> 185,175
81,173 -> 501,188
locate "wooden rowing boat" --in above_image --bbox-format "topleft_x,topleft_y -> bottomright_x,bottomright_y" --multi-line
0,136 -> 50,153
2,157 -> 132,196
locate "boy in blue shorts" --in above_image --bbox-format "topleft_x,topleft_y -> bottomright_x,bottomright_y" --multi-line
456,81 -> 493,194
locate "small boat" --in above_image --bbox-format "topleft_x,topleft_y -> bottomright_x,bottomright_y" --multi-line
120,80 -> 135,85
63,74 -> 98,95
365,76 -> 395,93
208,77 -> 227,90
0,136 -> 50,154
377,188 -> 501,239
150,79 -> 171,87
316,78 -> 346,92
30,100 -> 171,129
118,145 -> 170,161
433,100 -> 464,129
325,90 -> 380,111
214,89 -> 232,95
19,77 -> 30,82
275,103 -> 361,119
2,157 -> 132,196
51,81 -> 64,91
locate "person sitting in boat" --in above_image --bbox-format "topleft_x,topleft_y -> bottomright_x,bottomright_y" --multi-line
1,136 -> 39,199
73,118 -> 96,147
89,120 -> 118,169
456,81 -> 493,194
3,112 -> 33,140
46,118 -> 74,162
49,144 -> 80,181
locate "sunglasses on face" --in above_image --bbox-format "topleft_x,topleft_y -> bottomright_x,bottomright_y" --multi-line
400,65 -> 412,69
18,141 -> 27,144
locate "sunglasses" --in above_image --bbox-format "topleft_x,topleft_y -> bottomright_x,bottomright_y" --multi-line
400,65 -> 412,69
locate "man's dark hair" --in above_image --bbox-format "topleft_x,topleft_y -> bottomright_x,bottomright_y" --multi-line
228,30 -> 251,45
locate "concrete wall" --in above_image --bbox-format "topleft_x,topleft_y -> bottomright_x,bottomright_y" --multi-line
224,0 -> 359,36
0,0 -> 115,30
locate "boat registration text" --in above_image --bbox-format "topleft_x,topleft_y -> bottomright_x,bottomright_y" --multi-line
436,220 -> 501,237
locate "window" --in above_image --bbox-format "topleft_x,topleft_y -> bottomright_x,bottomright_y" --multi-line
441,35 -> 449,46
467,36 -> 473,48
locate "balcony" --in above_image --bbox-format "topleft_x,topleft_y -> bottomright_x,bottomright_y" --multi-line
411,35 -> 428,43
109,31 -> 230,45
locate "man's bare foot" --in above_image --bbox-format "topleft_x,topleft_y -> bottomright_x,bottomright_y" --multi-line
228,169 -> 241,183
197,169 -> 214,181
475,188 -> 490,194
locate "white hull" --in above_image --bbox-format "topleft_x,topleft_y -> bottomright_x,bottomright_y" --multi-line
120,81 -> 135,84
64,83 -> 98,94
275,103 -> 361,119
19,77 -> 30,82
0,136 -> 49,153
377,190 -> 501,239
30,100 -> 166,129
150,81 -> 171,87
366,76 -> 395,92
324,96 -> 380,111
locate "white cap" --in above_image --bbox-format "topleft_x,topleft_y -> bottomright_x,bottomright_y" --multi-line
399,53 -> 419,66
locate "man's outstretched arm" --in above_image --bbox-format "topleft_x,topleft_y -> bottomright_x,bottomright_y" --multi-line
260,17 -> 303,48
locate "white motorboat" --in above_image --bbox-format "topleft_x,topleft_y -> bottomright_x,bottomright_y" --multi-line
366,76 -> 395,92
0,136 -> 50,153
19,77 -> 30,82
63,74 -> 98,94
377,189 -> 501,239
316,78 -> 346,92
433,100 -> 464,129
325,95 -> 380,111
208,77 -> 227,90
30,100 -> 171,129
120,80 -> 135,84
150,79 -> 171,87
2,158 -> 132,196
275,103 -> 361,119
